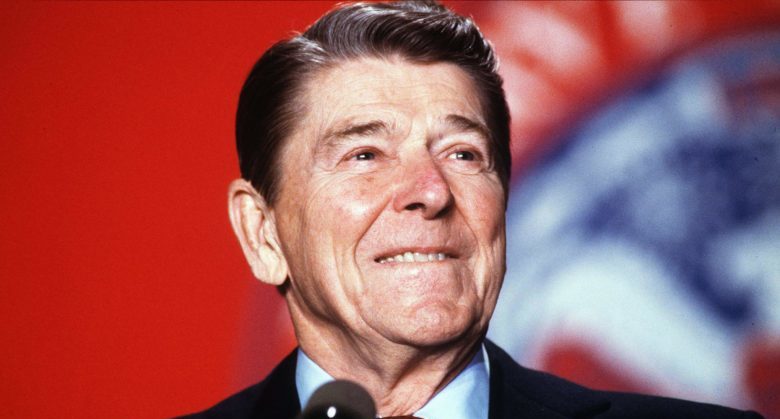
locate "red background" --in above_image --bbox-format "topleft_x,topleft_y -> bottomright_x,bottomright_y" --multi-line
2,2 -> 779,418
0,2 -> 338,417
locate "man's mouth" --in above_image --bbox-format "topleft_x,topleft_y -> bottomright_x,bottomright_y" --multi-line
375,251 -> 452,264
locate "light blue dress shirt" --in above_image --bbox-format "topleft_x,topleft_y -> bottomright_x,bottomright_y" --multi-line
295,345 -> 490,419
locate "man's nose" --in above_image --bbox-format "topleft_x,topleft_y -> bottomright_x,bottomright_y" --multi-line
391,156 -> 454,219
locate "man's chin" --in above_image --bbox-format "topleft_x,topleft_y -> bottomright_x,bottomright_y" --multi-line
372,307 -> 483,349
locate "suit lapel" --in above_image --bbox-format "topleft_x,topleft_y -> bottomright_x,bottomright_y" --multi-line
486,340 -> 611,419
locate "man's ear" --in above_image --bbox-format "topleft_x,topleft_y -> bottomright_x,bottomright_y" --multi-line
227,179 -> 288,286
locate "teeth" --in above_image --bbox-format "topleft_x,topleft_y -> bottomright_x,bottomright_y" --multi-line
378,252 -> 448,264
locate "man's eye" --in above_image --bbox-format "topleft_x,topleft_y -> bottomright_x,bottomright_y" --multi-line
449,150 -> 477,161
354,152 -> 375,161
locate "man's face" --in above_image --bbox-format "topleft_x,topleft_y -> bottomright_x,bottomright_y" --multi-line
272,58 -> 506,348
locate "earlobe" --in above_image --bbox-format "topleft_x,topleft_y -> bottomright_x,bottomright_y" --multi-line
227,179 -> 289,286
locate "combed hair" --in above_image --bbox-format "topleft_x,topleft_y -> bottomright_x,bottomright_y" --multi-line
236,0 -> 511,205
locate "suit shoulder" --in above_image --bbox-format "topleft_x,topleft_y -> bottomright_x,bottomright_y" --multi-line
599,391 -> 764,419
484,340 -> 763,419
176,380 -> 268,419
175,349 -> 299,419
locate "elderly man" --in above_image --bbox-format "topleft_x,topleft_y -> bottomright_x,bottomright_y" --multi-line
183,1 -> 762,418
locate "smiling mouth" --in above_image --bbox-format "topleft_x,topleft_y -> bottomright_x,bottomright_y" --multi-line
375,251 -> 452,264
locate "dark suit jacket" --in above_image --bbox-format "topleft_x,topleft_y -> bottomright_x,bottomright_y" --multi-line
180,341 -> 763,418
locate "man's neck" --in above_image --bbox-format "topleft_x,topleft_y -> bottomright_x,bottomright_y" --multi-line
293,320 -> 483,416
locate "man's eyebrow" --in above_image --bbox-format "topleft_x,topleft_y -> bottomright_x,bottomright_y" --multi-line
320,120 -> 389,146
445,114 -> 490,139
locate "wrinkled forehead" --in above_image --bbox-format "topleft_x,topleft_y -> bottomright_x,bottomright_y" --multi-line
287,57 -> 489,154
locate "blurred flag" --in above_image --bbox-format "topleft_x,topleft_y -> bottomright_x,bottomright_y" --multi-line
461,1 -> 780,417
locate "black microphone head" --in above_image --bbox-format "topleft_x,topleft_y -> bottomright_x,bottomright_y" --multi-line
300,380 -> 376,419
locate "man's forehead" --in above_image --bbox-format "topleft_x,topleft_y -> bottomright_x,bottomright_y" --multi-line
295,58 -> 488,146
305,58 -> 482,109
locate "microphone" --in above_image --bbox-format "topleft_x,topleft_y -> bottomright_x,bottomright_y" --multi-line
299,380 -> 377,419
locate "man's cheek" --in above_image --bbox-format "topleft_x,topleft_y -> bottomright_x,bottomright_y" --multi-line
329,181 -> 390,235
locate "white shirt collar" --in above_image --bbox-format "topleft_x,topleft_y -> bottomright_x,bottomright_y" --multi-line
295,344 -> 490,419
